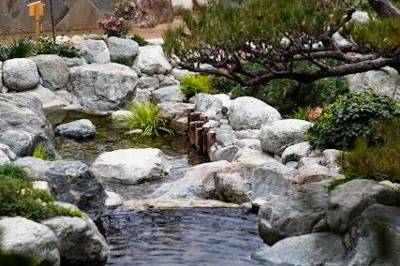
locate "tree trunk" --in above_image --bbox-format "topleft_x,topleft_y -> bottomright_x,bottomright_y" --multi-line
369,0 -> 400,17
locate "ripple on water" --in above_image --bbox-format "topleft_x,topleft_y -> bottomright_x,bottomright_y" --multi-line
102,208 -> 264,266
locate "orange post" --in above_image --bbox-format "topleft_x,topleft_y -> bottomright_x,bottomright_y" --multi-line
27,1 -> 45,42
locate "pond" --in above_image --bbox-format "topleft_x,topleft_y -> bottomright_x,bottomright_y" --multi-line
55,112 -> 264,266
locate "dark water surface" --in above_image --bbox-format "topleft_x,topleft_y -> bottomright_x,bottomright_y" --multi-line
55,112 -> 264,266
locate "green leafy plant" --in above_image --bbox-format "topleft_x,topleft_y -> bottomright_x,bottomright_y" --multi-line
113,56 -> 134,66
32,144 -> 50,161
131,34 -> 148,46
0,39 -> 35,60
292,106 -> 308,120
35,37 -> 80,58
308,91 -> 400,150
0,164 -> 82,222
180,74 -> 212,98
116,102 -> 172,137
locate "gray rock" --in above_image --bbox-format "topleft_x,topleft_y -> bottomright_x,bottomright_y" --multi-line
281,142 -> 312,163
2,58 -> 40,91
215,170 -> 251,204
26,85 -> 69,111
152,85 -> 185,103
233,138 -> 261,150
215,127 -> 237,146
14,157 -> 49,181
229,96 -> 281,130
233,149 -> 276,168
260,119 -> 312,155
91,148 -> 171,185
45,160 -> 106,219
298,155 -> 322,167
210,145 -> 240,162
108,37 -> 139,66
194,93 -> 224,119
235,129 -> 261,139
258,181 -> 329,244
348,67 -> 400,101
295,164 -> 339,185
76,39 -> 111,64
31,54 -> 69,90
63,57 -> 87,67
105,191 -> 123,207
159,75 -> 178,87
322,149 -> 343,173
69,63 -> 138,111
171,68 -> 194,80
55,119 -> 96,138
0,217 -> 60,266
133,88 -> 152,102
252,233 -> 346,266
157,102 -> 194,120
42,215 -> 108,266
327,179 -> 392,234
0,93 -> 55,156
250,160 -> 297,198
137,76 -> 159,90
0,143 -> 16,164
152,160 -> 232,199
347,204 -> 400,266
134,45 -> 172,75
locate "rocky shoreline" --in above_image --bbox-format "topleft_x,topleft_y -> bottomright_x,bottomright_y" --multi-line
0,33 -> 399,266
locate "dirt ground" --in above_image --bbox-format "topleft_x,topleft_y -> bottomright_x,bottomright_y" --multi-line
0,18 -> 183,43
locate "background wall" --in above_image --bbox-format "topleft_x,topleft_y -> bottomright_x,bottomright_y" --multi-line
0,0 -> 174,34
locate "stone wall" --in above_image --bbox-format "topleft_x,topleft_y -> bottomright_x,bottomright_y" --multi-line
0,0 -> 173,33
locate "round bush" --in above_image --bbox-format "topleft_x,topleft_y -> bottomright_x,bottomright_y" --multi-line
307,91 -> 400,150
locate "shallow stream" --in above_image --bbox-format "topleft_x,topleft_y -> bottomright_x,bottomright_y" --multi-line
55,112 -> 264,265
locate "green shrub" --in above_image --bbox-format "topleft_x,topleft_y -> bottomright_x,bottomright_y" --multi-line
0,39 -> 35,60
180,74 -> 212,98
0,164 -> 82,222
212,77 -> 240,94
113,56 -> 133,66
32,144 -> 50,161
35,37 -> 80,58
340,119 -> 400,183
308,91 -> 400,150
131,34 -> 148,46
116,102 -> 172,137
292,106 -> 309,120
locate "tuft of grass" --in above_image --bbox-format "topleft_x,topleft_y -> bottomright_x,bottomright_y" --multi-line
131,34 -> 149,46
292,106 -> 308,120
0,163 -> 82,221
35,37 -> 80,58
180,74 -> 212,98
32,144 -> 50,161
1,38 -> 35,60
116,102 -> 172,137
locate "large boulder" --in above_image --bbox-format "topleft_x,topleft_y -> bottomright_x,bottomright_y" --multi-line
134,45 -> 172,75
107,37 -> 139,66
327,179 -> 392,234
294,164 -> 339,185
55,119 -> 96,139
69,63 -> 138,111
42,215 -> 108,266
194,93 -> 224,119
260,119 -> 312,155
281,142 -> 312,164
252,233 -> 346,266
157,102 -> 194,120
16,159 -> 106,219
152,85 -> 185,103
152,160 -> 232,198
2,58 -> 40,91
347,204 -> 400,265
91,148 -> 171,185
258,181 -> 329,245
348,67 -> 400,101
30,54 -> 69,90
26,85 -> 70,111
76,39 -> 111,64
0,93 -> 55,156
0,217 -> 60,266
228,97 -> 281,130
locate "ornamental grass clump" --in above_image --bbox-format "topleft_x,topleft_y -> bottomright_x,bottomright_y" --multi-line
180,74 -> 212,98
307,91 -> 400,150
116,102 -> 172,137
0,38 -> 35,61
0,164 -> 82,222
